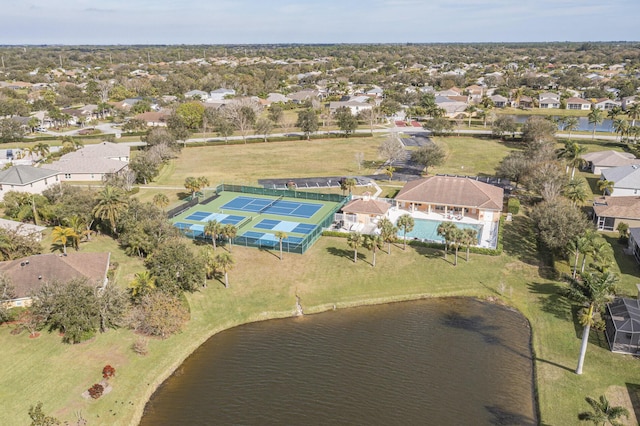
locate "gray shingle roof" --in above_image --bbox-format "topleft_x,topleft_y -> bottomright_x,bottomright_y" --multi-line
0,165 -> 59,186
602,165 -> 640,189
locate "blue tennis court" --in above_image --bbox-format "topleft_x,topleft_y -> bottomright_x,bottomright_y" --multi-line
221,196 -> 323,219
174,222 -> 205,237
184,212 -> 246,225
253,219 -> 317,234
185,211 -> 211,221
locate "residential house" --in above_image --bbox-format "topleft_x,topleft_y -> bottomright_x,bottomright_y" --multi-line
622,96 -> 638,111
395,176 -> 503,223
184,90 -> 210,101
434,96 -> 469,117
601,164 -> 640,196
266,93 -> 290,104
46,141 -> 130,182
365,86 -> 384,98
0,165 -> 60,201
209,88 -> 236,101
565,97 -> 592,111
594,98 -> 621,111
339,196 -> 391,231
582,151 -> 639,175
287,89 -> 322,104
539,92 -> 560,109
0,218 -> 46,242
628,227 -> 640,264
604,292 -> 640,354
435,88 -> 463,97
516,96 -> 534,109
0,252 -> 110,308
329,100 -> 372,115
592,196 -> 640,231
490,95 -> 508,108
134,110 -> 170,127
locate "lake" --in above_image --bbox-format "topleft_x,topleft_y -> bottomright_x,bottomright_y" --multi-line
140,298 -> 536,425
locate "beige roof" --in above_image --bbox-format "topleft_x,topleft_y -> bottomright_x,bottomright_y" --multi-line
583,150 -> 638,167
396,176 -> 504,210
46,157 -> 128,174
0,252 -> 110,299
342,198 -> 391,215
566,97 -> 591,105
61,141 -> 129,160
593,196 -> 640,220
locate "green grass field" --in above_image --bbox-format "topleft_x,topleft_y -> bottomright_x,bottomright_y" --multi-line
2,135 -> 640,425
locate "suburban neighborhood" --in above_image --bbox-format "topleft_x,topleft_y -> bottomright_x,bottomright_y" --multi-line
0,42 -> 640,425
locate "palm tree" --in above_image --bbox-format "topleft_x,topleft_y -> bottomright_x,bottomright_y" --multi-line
204,220 -> 221,251
201,246 -> 217,280
33,142 -> 50,159
377,217 -> 397,254
221,224 -> 237,252
597,179 -> 614,196
129,271 -> 156,298
627,102 -> 640,127
274,231 -> 288,260
92,186 -> 128,236
384,165 -> 395,181
607,106 -> 622,129
587,108 -> 604,140
450,227 -> 464,266
464,105 -> 476,127
437,221 -> 457,259
564,116 -> 579,140
65,215 -> 90,248
578,395 -> 629,425
564,179 -> 589,207
51,226 -> 78,255
396,214 -> 415,250
347,232 -> 364,263
184,177 -> 199,198
214,252 -> 234,288
565,271 -> 618,374
152,193 -> 170,211
557,141 -> 586,177
462,228 -> 478,262
364,234 -> 384,267
570,230 -> 596,279
612,118 -> 629,143
344,178 -> 357,196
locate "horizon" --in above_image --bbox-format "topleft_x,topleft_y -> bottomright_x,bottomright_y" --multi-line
3,0 -> 639,45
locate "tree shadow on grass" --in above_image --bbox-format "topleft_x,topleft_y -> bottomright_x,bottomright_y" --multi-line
258,247 -> 280,260
326,247 -> 364,263
536,357 -> 573,373
527,282 -> 572,321
485,404 -> 536,426
626,383 -> 640,424
410,244 -> 448,261
502,216 -> 540,267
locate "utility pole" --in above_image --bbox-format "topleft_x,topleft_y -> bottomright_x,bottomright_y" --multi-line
59,54 -> 63,68
147,51 -> 150,64
1,56 -> 4,68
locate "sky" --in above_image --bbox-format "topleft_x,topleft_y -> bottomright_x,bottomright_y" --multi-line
2,0 -> 639,45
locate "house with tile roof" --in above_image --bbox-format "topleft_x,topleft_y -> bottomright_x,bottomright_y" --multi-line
601,164 -> 640,196
46,141 -> 130,182
565,97 -> 592,111
583,150 -> 639,175
538,92 -> 560,109
394,176 -> 503,223
593,196 -> 640,231
339,196 -> 392,231
0,165 -> 60,201
0,252 -> 110,308
594,98 -> 621,111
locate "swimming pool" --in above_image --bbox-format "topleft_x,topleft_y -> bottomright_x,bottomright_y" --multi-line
397,218 -> 483,244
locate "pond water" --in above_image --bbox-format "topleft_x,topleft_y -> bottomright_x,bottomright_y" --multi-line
140,298 -> 536,425
506,114 -> 614,132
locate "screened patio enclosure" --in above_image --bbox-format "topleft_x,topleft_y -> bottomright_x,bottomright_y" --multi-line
605,296 -> 640,354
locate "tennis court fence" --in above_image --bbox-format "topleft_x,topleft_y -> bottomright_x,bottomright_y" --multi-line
215,184 -> 348,203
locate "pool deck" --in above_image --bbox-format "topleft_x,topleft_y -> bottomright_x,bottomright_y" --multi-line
387,207 -> 499,249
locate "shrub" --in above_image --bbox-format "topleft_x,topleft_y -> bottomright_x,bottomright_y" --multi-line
507,198 -> 520,215
102,365 -> 116,379
132,337 -> 149,356
88,383 -> 104,399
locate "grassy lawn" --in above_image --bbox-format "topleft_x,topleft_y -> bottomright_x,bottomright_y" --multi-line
3,134 -> 640,425
498,107 -> 591,118
431,136 -> 518,176
154,136 -> 384,187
